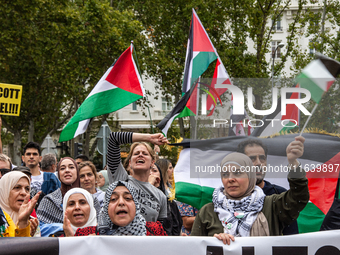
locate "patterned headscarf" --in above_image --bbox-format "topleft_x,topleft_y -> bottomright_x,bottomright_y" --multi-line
58,157 -> 80,198
63,188 -> 97,233
99,170 -> 110,192
98,181 -> 146,236
0,171 -> 30,224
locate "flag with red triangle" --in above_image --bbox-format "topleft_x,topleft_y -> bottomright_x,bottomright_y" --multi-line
59,44 -> 144,142
182,8 -> 218,96
207,57 -> 231,116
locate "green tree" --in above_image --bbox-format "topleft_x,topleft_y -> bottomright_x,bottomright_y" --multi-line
289,0 -> 340,133
110,0 -> 306,134
0,0 -> 144,164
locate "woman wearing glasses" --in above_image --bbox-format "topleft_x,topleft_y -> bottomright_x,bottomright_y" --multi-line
191,149 -> 309,245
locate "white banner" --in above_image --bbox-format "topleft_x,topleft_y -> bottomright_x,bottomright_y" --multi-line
58,230 -> 340,255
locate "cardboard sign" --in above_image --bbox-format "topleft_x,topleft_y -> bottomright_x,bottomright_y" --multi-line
0,83 -> 22,116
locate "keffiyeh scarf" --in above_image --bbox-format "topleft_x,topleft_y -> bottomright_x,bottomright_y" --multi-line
98,181 -> 146,236
213,185 -> 265,237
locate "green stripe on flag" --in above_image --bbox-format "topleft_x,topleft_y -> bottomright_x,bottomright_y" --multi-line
297,202 -> 325,233
176,182 -> 214,209
296,73 -> 324,103
191,52 -> 217,84
280,121 -> 297,133
60,88 -> 142,141
176,106 -> 195,119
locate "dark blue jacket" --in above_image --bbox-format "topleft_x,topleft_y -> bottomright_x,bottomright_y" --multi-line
41,172 -> 61,195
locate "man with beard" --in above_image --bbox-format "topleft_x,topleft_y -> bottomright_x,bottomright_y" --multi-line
237,139 -> 301,235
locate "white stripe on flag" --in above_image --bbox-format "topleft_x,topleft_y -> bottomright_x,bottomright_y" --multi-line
302,59 -> 334,91
174,148 -> 323,190
162,113 -> 179,136
87,66 -> 117,99
74,119 -> 90,137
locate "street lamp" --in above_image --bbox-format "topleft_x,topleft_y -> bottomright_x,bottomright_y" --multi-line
271,42 -> 285,90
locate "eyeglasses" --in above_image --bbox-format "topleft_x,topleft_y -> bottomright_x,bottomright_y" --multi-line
249,155 -> 267,163
25,152 -> 39,156
0,168 -> 11,175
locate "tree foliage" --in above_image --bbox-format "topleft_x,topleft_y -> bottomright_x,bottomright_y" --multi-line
0,0 -> 144,163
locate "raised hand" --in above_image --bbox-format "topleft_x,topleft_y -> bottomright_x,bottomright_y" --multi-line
149,133 -> 169,145
29,218 -> 39,236
286,136 -> 305,168
17,191 -> 41,229
63,213 -> 74,237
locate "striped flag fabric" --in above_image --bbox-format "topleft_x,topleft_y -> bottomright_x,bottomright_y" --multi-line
295,59 -> 335,104
156,82 -> 198,136
251,85 -> 300,137
252,54 -> 340,137
182,9 -> 218,94
206,57 -> 231,116
59,44 -> 144,142
173,133 -> 340,233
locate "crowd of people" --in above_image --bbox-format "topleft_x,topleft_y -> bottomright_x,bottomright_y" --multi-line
0,130 -> 321,246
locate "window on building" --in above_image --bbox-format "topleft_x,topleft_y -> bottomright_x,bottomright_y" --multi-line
309,40 -> 318,55
272,41 -> 282,58
272,16 -> 282,31
162,97 -> 172,112
132,102 -> 137,111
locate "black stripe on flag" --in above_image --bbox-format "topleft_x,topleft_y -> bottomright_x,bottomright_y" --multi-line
171,133 -> 340,164
157,82 -> 198,132
182,12 -> 194,94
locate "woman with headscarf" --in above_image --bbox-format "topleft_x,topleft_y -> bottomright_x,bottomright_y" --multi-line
191,152 -> 309,244
0,172 -> 40,237
36,157 -> 100,236
74,180 -> 167,236
98,170 -> 109,192
57,188 -> 97,237
107,132 -> 168,223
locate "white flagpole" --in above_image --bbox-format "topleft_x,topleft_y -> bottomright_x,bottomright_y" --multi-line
299,104 -> 318,136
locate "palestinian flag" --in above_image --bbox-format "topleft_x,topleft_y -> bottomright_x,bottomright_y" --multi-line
295,58 -> 336,104
173,133 -> 340,233
252,55 -> 340,138
156,82 -> 198,136
206,57 -> 231,116
59,44 -> 144,142
182,9 -> 218,94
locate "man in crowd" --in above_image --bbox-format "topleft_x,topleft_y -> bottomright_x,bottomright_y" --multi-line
237,138 -> 301,235
41,153 -> 57,173
22,142 -> 60,197
75,154 -> 89,165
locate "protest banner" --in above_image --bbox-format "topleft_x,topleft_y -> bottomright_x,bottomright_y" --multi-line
1,230 -> 340,255
0,83 -> 23,116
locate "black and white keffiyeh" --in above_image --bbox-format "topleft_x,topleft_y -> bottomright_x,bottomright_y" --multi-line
213,185 -> 265,237
98,181 -> 146,236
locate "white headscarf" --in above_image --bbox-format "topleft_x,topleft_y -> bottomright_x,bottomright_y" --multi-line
0,171 -> 30,224
63,188 -> 97,233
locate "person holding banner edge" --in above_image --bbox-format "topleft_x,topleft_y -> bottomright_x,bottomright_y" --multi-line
191,136 -> 309,244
